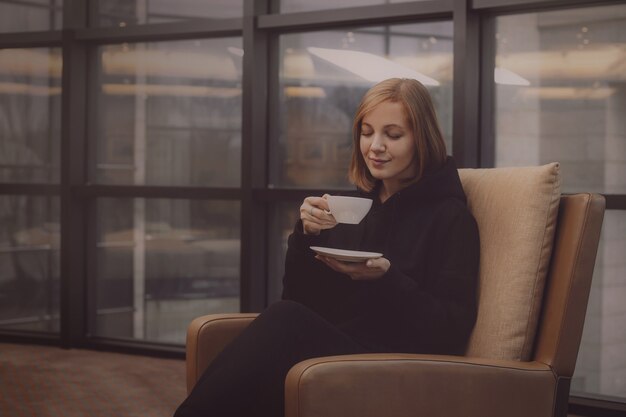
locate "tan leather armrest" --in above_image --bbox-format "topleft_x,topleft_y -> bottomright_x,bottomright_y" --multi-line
285,353 -> 557,417
186,313 -> 258,394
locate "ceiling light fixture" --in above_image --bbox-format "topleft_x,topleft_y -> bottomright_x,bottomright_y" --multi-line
307,47 -> 440,86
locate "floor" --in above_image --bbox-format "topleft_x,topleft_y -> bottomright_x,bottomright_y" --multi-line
0,342 -> 186,417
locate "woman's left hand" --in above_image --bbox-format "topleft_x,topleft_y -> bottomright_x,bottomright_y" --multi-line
315,255 -> 390,281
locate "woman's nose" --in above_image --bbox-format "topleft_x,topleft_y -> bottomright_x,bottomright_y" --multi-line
371,137 -> 385,152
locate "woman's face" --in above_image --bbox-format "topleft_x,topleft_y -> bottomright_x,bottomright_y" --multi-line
359,100 -> 417,184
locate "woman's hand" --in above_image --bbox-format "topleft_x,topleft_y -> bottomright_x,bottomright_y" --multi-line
315,255 -> 390,281
300,194 -> 337,235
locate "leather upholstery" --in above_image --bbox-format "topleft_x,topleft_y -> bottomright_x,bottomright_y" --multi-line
184,193 -> 605,416
186,313 -> 258,394
533,194 -> 605,376
285,354 -> 556,417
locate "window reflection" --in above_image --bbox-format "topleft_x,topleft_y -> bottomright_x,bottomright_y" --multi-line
0,0 -> 62,33
267,201 -> 300,303
273,22 -> 453,189
494,5 -> 626,194
0,195 -> 60,332
0,48 -> 62,183
95,198 -> 240,344
493,4 -> 626,400
94,38 -> 242,187
98,0 -> 242,26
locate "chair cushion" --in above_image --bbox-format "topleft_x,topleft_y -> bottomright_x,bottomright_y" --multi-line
459,163 -> 561,361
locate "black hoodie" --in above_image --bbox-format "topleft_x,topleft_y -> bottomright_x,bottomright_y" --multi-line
282,157 -> 479,355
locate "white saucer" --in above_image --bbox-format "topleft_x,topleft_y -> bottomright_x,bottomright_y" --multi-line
310,246 -> 383,262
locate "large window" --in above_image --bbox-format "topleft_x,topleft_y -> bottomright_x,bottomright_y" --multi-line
89,35 -> 243,342
94,198 -> 239,344
493,4 -> 626,400
94,38 -> 242,187
0,48 -> 62,183
0,46 -> 61,333
0,195 -> 60,332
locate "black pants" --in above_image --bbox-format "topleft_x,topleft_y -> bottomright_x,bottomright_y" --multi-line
174,300 -> 369,417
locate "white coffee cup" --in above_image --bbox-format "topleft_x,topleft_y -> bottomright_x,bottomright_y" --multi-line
326,196 -> 373,224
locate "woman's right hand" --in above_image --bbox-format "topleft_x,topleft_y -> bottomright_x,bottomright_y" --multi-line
300,194 -> 337,235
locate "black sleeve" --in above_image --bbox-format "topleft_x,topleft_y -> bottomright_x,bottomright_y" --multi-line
281,220 -> 325,301
371,209 -> 480,353
281,220 -> 360,323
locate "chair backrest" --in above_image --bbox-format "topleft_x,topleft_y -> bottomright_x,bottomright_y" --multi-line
458,165 -> 605,371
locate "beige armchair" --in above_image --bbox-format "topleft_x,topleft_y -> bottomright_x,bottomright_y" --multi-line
185,164 -> 605,417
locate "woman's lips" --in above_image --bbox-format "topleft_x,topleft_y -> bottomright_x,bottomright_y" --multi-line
368,157 -> 389,168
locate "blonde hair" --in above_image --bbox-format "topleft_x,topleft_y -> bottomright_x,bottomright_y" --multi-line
348,78 -> 448,192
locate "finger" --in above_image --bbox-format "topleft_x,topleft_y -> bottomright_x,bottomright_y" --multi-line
306,196 -> 331,212
366,258 -> 379,268
327,258 -> 366,273
364,257 -> 390,274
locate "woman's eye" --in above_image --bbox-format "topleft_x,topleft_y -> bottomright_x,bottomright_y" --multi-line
361,131 -> 373,137
387,133 -> 402,139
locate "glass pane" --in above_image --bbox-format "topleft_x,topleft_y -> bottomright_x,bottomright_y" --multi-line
98,0 -> 242,26
267,201 -> 301,304
493,4 -> 626,194
0,0 -> 62,33
573,210 -> 626,400
94,38 -> 242,186
280,0 -> 424,13
273,22 -> 453,188
0,195 -> 60,332
94,198 -> 240,344
0,48 -> 62,183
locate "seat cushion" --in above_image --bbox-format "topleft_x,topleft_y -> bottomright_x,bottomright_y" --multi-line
459,163 -> 561,361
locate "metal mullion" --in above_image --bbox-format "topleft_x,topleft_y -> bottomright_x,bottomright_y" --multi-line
74,18 -> 243,44
473,0 -> 626,13
0,184 -> 60,195
240,0 -> 271,313
266,30 -> 280,196
479,14 -> 496,168
88,0 -> 99,27
269,0 -> 281,14
452,0 -> 480,168
49,0 -> 56,30
83,35 -> 100,345
258,0 -> 453,32
84,197 -> 98,341
74,185 -> 243,200
0,30 -> 62,48
60,0 -> 88,349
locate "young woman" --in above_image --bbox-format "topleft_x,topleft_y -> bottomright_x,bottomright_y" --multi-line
174,78 -> 479,417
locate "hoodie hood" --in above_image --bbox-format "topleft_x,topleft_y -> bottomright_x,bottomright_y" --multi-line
360,156 -> 467,208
